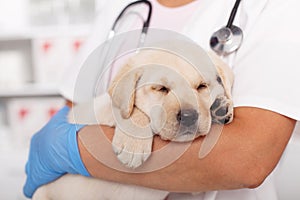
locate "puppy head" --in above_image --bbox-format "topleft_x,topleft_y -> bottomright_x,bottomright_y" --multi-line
109,49 -> 231,142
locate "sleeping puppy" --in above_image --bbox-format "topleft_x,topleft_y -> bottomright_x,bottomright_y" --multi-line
32,49 -> 234,200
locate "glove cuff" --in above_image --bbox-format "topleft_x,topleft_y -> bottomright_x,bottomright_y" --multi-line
68,124 -> 90,177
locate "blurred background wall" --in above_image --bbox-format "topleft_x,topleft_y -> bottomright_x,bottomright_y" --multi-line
0,0 -> 99,198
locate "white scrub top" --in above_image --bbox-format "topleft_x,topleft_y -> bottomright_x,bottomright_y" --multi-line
59,0 -> 300,199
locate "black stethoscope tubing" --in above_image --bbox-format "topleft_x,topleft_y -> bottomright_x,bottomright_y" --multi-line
111,0 -> 152,36
226,0 -> 242,28
109,0 -> 243,56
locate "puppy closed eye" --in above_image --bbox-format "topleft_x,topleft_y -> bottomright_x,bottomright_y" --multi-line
152,85 -> 170,94
197,83 -> 208,91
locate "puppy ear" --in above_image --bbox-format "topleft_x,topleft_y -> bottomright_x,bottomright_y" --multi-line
208,51 -> 234,99
108,65 -> 142,119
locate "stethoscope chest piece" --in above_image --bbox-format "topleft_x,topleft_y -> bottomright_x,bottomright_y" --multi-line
210,25 -> 243,56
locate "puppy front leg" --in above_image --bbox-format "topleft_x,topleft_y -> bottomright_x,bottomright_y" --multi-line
112,127 -> 153,168
112,108 -> 153,168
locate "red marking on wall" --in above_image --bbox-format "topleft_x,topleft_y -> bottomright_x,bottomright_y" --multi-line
73,40 -> 82,52
42,41 -> 52,53
18,108 -> 29,120
48,107 -> 58,118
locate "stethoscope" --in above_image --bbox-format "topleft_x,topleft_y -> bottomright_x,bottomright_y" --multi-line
108,0 -> 243,56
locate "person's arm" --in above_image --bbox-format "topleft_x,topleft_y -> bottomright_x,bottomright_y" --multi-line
78,106 -> 296,192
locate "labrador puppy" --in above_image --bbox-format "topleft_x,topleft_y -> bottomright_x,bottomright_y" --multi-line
32,49 -> 234,200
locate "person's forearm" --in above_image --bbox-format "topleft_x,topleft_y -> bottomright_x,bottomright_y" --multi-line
77,126 -> 250,192
77,107 -> 295,192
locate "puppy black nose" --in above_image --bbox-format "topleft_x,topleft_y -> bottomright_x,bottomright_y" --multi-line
177,109 -> 198,126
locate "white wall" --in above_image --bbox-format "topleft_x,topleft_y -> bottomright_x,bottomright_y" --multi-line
0,0 -> 29,30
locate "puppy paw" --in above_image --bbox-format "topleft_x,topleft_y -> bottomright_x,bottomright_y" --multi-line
112,127 -> 153,168
210,96 -> 233,124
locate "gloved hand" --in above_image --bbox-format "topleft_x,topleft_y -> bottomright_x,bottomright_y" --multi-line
23,106 -> 90,198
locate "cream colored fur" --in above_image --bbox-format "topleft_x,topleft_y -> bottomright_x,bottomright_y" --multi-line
32,50 -> 234,200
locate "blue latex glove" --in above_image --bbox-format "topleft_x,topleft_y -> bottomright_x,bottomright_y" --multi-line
23,106 -> 90,198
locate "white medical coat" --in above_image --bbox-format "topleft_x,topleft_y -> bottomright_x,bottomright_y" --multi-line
59,0 -> 300,199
